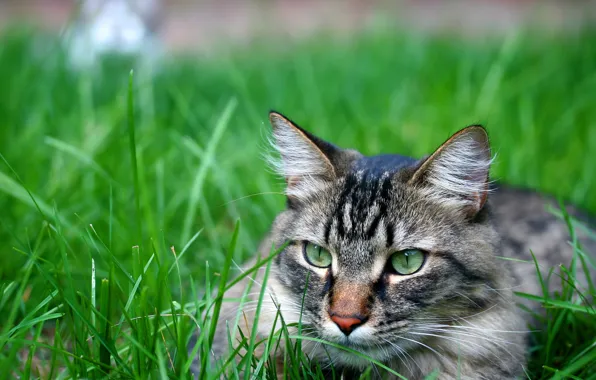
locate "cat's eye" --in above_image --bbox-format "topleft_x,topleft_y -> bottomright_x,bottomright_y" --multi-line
390,249 -> 426,275
303,242 -> 332,268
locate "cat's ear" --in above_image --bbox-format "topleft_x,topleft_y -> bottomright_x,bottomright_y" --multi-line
408,126 -> 492,215
268,111 -> 338,199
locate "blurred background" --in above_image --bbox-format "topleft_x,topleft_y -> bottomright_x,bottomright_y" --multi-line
0,0 -> 595,282
2,0 -> 596,50
1,0 -> 596,378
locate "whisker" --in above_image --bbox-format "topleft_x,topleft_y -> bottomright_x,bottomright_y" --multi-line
219,191 -> 285,207
413,323 -> 534,334
380,337 -> 416,375
410,302 -> 501,322
406,330 -> 508,363
391,334 -> 444,359
410,326 -> 516,348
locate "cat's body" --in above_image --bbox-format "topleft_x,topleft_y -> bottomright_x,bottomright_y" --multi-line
197,113 -> 594,379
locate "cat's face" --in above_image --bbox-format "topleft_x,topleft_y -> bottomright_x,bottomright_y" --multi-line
266,112 -> 505,366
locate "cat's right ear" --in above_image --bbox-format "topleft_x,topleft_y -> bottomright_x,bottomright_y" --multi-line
407,125 -> 492,216
268,111 -> 337,200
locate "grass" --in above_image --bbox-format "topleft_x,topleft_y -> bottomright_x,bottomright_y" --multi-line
0,24 -> 595,378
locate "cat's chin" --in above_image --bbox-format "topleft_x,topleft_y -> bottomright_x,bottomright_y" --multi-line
310,325 -> 393,367
314,344 -> 394,370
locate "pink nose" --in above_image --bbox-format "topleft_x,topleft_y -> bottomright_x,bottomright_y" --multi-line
330,315 -> 366,335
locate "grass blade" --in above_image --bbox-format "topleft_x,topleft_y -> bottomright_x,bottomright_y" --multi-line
181,97 -> 237,243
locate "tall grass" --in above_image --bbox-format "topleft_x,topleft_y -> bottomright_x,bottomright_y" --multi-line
0,26 -> 595,378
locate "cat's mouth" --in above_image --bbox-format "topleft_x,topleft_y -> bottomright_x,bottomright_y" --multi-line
316,323 -> 418,355
318,324 -> 381,349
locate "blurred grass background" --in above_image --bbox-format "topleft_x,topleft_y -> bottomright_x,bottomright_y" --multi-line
0,20 -> 595,377
2,27 -> 595,279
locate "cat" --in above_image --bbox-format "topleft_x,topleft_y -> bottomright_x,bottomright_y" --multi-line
195,111 -> 595,379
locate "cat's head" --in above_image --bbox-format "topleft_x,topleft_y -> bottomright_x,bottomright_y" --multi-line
266,111 -> 508,366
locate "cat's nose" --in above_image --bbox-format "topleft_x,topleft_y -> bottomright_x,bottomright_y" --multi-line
330,314 -> 367,335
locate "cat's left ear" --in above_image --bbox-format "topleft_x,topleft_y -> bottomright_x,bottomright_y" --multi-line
408,126 -> 492,216
268,111 -> 339,199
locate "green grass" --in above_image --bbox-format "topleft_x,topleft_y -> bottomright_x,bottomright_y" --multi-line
0,25 -> 595,378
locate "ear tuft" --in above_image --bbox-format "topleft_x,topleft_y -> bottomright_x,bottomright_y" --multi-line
267,112 -> 337,199
409,125 -> 493,214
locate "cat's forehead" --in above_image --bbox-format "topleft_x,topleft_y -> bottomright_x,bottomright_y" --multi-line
318,156 -> 449,253
324,169 -> 393,244
291,153 -> 454,255
351,154 -> 418,174
327,153 -> 420,224
331,153 -> 419,222
320,169 -> 409,248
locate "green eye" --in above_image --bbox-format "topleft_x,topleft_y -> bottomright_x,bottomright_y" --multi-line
303,242 -> 332,268
390,249 -> 426,275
